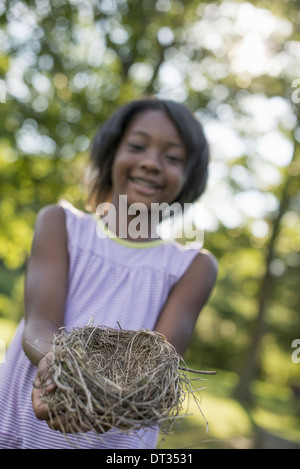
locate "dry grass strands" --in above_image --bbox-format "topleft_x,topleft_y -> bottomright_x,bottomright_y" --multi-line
41,325 -> 215,440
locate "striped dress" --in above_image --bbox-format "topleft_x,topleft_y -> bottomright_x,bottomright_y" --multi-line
0,200 -> 200,449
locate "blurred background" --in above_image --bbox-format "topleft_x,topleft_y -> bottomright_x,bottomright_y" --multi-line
0,0 -> 299,449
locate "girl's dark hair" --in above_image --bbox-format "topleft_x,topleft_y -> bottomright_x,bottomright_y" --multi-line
88,97 -> 209,210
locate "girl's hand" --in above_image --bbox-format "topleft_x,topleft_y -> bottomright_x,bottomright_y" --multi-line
32,351 -> 56,423
32,352 -> 72,432
32,352 -> 110,434
32,352 -> 73,432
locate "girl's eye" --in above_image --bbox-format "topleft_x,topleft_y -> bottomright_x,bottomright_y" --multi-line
128,143 -> 144,152
165,155 -> 182,163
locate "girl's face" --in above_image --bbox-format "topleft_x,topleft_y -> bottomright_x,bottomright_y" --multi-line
111,110 -> 187,210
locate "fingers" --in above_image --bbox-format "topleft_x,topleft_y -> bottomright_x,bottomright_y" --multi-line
32,373 -> 54,421
32,351 -> 56,421
36,352 -> 54,387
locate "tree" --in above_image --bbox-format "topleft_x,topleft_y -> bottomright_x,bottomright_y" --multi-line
234,135 -> 300,402
0,0 -> 299,400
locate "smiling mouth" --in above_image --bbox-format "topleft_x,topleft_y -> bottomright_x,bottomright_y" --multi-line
130,177 -> 161,190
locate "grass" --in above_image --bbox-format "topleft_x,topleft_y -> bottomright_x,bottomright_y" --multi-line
158,368 -> 300,449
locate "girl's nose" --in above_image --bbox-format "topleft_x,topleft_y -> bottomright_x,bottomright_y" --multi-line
139,150 -> 162,172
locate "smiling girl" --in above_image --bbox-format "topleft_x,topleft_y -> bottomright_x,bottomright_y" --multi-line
0,97 -> 217,449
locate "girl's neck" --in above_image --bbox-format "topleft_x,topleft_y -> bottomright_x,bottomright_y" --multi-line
97,196 -> 161,243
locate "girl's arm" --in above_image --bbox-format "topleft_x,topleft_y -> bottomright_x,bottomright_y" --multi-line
22,205 -> 69,366
154,250 -> 218,356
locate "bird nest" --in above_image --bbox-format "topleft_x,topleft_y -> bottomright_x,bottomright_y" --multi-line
41,325 -> 215,440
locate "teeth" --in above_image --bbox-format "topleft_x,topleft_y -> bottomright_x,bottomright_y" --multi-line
132,178 -> 159,189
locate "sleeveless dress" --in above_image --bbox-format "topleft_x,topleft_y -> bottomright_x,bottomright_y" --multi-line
0,200 -> 200,449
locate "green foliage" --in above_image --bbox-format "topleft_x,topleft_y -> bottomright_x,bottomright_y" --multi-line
0,0 -> 299,444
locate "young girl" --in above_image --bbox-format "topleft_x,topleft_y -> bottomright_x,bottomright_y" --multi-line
0,97 -> 217,449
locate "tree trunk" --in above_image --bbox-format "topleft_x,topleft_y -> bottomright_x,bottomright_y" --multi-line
234,145 -> 297,403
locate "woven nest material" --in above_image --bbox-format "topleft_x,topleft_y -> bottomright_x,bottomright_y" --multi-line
41,325 -> 214,439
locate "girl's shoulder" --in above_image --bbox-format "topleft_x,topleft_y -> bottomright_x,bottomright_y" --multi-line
30,203 -> 69,271
34,200 -> 93,242
192,248 -> 218,275
34,203 -> 67,233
